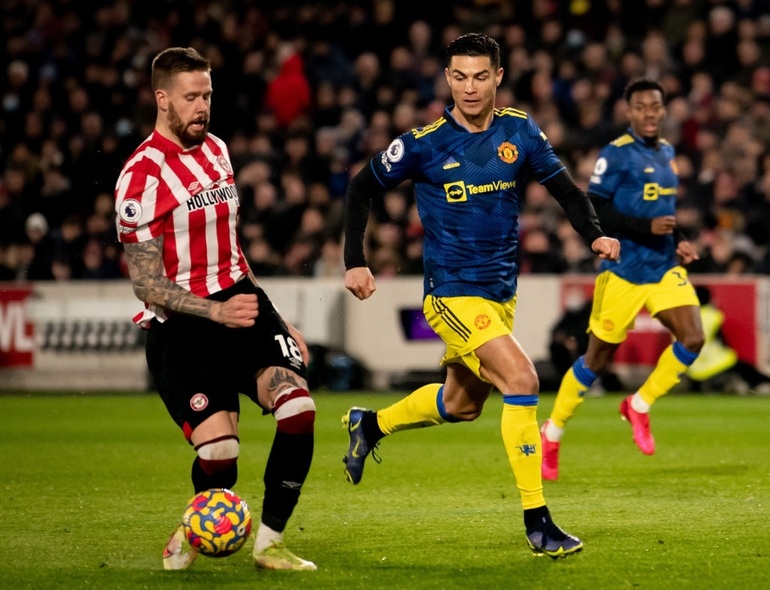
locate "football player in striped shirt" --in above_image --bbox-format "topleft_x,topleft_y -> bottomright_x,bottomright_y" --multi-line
115,47 -> 316,572
540,80 -> 704,480
341,32 -> 620,558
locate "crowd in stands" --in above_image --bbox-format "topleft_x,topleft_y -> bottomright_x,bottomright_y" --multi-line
2,0 -> 770,282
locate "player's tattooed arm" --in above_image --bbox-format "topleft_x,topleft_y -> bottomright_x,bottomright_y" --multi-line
123,238 -> 219,322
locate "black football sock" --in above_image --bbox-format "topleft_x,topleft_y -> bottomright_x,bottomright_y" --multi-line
261,431 -> 314,532
191,456 -> 237,493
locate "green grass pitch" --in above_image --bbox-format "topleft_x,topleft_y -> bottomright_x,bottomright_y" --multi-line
1,390 -> 768,589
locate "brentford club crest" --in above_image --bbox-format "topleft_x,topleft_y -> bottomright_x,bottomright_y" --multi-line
190,393 -> 209,411
217,155 -> 231,174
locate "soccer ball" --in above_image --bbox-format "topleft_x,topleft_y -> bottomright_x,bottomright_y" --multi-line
182,488 -> 252,557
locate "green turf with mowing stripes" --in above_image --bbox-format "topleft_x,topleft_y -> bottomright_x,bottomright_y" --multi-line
1,391 -> 768,589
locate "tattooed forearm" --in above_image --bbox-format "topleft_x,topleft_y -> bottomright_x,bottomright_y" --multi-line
123,239 -> 218,321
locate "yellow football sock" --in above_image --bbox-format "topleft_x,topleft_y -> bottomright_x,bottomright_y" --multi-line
376,383 -> 445,435
549,368 -> 588,429
501,397 -> 545,510
638,343 -> 691,406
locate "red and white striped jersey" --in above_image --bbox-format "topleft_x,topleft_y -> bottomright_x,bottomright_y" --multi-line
115,130 -> 250,326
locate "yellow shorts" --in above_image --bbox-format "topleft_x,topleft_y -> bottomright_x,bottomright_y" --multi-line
589,267 -> 700,344
423,294 -> 515,380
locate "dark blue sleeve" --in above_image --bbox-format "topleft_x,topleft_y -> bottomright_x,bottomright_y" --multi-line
588,145 -> 623,200
524,116 -> 566,182
370,132 -> 421,188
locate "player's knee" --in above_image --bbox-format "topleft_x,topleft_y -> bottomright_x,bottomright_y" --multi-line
680,332 -> 705,354
194,435 -> 239,475
443,398 -> 482,421
273,387 -> 316,434
456,407 -> 482,421
505,365 -> 539,395
523,368 -> 539,394
583,353 -> 611,375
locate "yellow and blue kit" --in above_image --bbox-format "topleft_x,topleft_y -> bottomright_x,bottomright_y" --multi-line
344,105 -> 604,301
589,128 -> 679,284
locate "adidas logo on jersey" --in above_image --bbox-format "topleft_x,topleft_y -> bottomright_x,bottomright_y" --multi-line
442,157 -> 460,170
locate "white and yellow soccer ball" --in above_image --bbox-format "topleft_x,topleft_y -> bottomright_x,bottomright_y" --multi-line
182,488 -> 252,557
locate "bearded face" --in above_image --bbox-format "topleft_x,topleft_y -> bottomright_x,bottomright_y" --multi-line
168,101 -> 209,148
158,70 -> 212,148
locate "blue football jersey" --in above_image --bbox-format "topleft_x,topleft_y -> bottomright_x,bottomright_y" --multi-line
368,106 -> 565,302
589,129 -> 679,284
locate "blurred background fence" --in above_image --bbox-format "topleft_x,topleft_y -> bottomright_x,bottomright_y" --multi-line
2,275 -> 767,392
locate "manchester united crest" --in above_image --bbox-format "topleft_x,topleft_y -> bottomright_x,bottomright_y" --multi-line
497,142 -> 518,164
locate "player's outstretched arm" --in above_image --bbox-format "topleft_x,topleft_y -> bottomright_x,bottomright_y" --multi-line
343,162 -> 386,301
123,238 -> 257,327
542,170 -> 605,246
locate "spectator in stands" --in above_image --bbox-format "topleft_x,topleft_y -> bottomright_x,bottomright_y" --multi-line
23,212 -> 54,280
1,0 -> 769,280
264,41 -> 312,130
313,235 -> 345,278
0,244 -> 22,281
50,257 -> 73,281
519,228 -> 566,274
245,237 -> 282,277
51,214 -> 87,279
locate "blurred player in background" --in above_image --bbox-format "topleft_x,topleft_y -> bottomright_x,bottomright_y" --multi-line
541,79 -> 704,480
115,47 -> 316,571
341,32 -> 619,558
